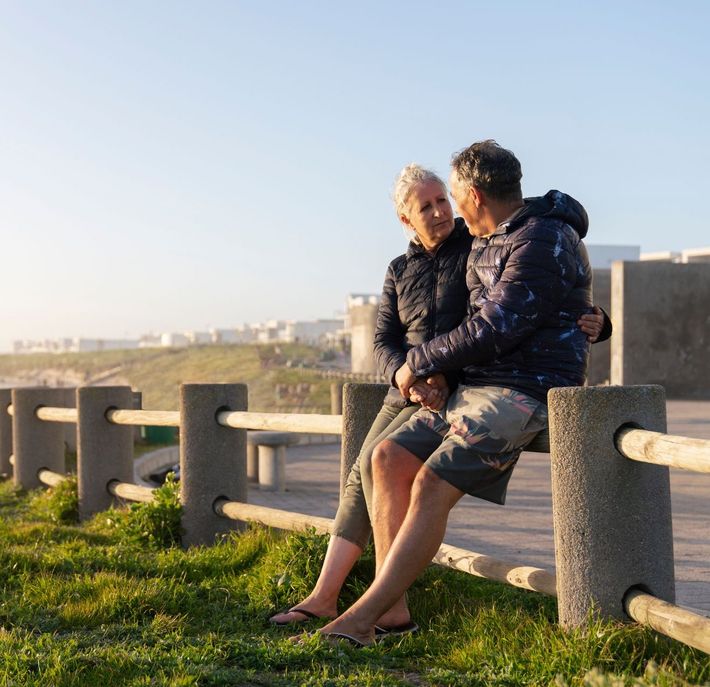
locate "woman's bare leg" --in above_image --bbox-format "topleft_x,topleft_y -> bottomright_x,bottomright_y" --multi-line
269,535 -> 362,623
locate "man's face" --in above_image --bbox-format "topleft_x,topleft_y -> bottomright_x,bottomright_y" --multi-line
449,170 -> 483,236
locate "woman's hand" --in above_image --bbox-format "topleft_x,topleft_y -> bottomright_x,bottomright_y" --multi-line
394,362 -> 417,398
578,306 -> 604,343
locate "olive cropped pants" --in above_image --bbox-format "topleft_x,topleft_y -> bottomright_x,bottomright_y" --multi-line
331,403 -> 418,549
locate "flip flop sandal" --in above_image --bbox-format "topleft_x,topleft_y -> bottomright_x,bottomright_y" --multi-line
374,620 -> 420,637
269,607 -> 328,626
320,631 -> 370,648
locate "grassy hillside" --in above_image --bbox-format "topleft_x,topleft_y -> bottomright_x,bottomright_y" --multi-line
0,480 -> 708,686
0,344 -> 338,412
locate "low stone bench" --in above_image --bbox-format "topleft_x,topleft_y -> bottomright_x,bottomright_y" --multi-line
246,431 -> 299,492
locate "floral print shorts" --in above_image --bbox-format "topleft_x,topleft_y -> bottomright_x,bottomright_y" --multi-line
387,385 -> 548,504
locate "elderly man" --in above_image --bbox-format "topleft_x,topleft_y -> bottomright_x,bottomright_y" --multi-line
317,140 -> 594,646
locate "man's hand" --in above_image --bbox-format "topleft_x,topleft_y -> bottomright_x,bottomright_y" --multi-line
578,306 -> 604,343
409,373 -> 450,411
394,362 -> 417,399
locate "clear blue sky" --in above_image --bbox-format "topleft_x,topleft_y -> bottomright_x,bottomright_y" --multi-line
1,1 -> 708,352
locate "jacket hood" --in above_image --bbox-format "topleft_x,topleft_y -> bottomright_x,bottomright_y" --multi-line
505,190 -> 589,239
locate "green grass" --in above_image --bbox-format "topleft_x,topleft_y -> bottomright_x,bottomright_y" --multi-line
0,343 -> 336,412
0,479 -> 708,686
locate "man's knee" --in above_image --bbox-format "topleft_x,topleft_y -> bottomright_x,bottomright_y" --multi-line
410,466 -> 462,511
371,439 -> 420,483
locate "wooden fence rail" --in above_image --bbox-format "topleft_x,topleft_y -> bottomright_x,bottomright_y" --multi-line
616,426 -> 710,473
625,589 -> 710,655
37,468 -> 68,487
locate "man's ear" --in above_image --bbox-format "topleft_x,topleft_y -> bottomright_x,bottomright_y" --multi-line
470,185 -> 485,208
399,213 -> 412,227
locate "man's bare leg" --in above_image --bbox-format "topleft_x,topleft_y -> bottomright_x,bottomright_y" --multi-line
269,535 -> 362,623
318,464 -> 464,644
368,439 -> 423,627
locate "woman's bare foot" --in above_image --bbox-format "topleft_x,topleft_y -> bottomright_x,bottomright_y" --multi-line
269,596 -> 337,625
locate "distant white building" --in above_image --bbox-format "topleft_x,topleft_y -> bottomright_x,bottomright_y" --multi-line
210,328 -> 240,344
71,338 -> 139,353
281,318 -> 344,345
161,332 -> 189,348
139,334 -> 163,348
681,247 -> 710,263
586,245 -> 640,269
185,331 -> 212,346
640,251 -> 682,262
347,293 -> 381,375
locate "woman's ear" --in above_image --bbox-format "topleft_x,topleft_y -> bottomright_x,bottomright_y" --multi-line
399,213 -> 412,227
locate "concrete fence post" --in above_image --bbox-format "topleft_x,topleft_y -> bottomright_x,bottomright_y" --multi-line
62,388 -> 78,453
132,390 -> 142,444
0,388 -> 12,477
340,383 -> 388,498
77,386 -> 134,519
330,383 -> 344,415
180,383 -> 248,547
548,384 -> 674,627
12,387 -> 68,490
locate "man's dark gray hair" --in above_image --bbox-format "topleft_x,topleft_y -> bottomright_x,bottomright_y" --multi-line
451,140 -> 523,203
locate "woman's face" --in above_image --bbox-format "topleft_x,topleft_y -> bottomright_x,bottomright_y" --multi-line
401,179 -> 455,252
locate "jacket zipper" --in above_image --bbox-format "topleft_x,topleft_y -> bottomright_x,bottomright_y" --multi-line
430,252 -> 439,340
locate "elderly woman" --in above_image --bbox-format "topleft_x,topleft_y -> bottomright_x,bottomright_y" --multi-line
270,164 -> 607,632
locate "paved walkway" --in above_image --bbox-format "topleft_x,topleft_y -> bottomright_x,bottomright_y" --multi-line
248,400 -> 710,615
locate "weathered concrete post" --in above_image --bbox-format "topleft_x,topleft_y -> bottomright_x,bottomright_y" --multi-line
0,389 -> 12,477
132,390 -> 142,444
258,443 -> 286,492
62,388 -> 78,453
180,383 -> 248,547
548,384 -> 674,627
330,382 -> 344,415
246,435 -> 259,483
77,386 -> 134,519
254,432 -> 299,492
12,387 -> 67,490
340,383 -> 388,497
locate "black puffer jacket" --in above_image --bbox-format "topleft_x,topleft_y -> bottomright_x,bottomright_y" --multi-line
406,190 -> 593,403
374,219 -> 471,407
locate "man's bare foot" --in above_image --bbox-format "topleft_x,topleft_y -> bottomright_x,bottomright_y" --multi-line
374,608 -> 411,629
317,615 -> 375,647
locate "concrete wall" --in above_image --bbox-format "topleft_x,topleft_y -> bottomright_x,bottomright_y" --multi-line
611,261 -> 710,399
587,269 -> 611,386
350,303 -> 378,374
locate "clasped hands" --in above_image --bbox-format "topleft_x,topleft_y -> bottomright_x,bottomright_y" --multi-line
394,364 -> 449,412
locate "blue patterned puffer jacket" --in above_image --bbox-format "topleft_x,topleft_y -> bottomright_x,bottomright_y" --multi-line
406,190 -> 593,403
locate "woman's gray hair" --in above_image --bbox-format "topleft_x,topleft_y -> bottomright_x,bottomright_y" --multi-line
393,164 -> 446,219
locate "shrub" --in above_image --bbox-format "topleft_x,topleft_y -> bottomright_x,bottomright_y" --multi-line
117,472 -> 183,548
30,476 -> 79,524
